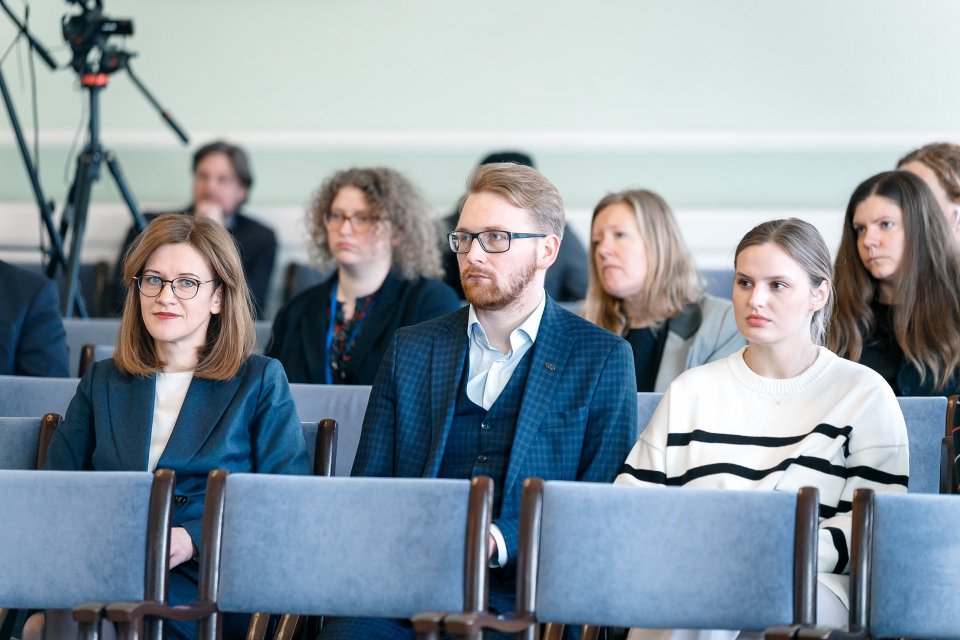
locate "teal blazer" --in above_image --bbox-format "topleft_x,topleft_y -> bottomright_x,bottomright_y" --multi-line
44,354 -> 311,548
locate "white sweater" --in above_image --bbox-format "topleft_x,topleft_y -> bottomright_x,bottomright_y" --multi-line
616,346 -> 909,605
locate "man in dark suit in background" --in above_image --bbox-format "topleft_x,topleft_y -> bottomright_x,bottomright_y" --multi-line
320,163 -> 637,639
0,260 -> 69,377
111,140 -> 277,318
439,150 -> 589,302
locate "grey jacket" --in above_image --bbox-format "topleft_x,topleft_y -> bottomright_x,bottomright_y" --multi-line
653,295 -> 745,391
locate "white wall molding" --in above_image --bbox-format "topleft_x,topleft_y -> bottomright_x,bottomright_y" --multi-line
0,129 -> 957,152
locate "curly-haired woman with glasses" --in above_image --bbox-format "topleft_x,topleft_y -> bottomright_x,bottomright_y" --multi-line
268,167 -> 459,385
42,213 -> 311,640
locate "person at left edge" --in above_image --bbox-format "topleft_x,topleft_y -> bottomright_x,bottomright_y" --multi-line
268,167 -> 460,385
44,213 -> 311,640
0,259 -> 69,376
110,140 -> 277,318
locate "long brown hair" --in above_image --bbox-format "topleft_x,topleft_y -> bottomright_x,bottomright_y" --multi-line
583,189 -> 702,334
114,213 -> 256,380
828,170 -> 960,390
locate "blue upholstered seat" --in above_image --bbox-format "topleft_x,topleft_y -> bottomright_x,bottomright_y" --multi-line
0,375 -> 78,417
636,392 -> 661,437
0,417 -> 43,469
0,469 -> 172,634
288,384 -> 371,475
896,396 -> 948,494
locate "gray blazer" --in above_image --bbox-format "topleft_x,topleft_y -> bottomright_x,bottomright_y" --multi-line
653,295 -> 745,391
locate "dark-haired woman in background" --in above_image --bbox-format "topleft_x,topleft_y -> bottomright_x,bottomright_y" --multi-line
829,170 -> 960,397
584,189 -> 744,391
268,167 -> 460,385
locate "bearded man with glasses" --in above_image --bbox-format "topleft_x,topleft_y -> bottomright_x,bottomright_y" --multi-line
321,163 -> 638,640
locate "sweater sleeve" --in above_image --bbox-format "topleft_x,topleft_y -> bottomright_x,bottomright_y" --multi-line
615,386 -> 671,487
818,387 -> 909,574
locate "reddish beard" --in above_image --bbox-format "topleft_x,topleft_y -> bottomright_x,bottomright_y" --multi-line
460,256 -> 538,311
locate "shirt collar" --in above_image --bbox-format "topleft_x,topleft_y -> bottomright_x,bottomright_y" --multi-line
467,291 -> 547,353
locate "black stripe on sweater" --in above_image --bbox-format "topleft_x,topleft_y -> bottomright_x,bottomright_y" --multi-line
825,526 -> 849,573
846,465 -> 909,487
619,464 -> 667,485
667,424 -> 853,448
664,455 -> 848,486
819,500 -> 852,519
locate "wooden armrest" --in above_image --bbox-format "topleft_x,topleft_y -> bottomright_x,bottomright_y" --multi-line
72,603 -> 108,624
106,600 -> 217,624
443,611 -> 537,635
794,626 -> 866,640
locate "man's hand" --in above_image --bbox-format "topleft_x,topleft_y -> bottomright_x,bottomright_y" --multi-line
170,527 -> 195,568
194,200 -> 227,227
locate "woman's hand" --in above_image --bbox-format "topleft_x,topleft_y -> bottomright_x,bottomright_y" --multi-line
169,527 -> 195,568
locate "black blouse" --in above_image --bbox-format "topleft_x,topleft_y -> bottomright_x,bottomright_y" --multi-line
625,327 -> 668,392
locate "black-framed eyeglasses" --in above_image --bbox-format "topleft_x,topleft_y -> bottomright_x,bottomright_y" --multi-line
448,230 -> 547,254
135,275 -> 218,300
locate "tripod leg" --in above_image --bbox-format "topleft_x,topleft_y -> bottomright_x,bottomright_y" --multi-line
62,150 -> 97,317
104,150 -> 148,231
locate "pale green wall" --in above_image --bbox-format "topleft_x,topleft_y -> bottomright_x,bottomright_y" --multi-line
0,0 -> 956,211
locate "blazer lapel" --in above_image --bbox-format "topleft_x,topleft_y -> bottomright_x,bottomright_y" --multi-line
347,272 -> 404,367
503,299 -> 574,498
424,308 -> 469,477
107,372 -> 155,471
156,373 -> 242,469
300,276 -> 336,383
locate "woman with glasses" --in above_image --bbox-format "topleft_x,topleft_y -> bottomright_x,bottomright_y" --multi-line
584,189 -> 744,391
268,167 -> 459,385
41,213 -> 311,640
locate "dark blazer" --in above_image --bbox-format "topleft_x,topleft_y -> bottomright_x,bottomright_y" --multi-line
0,260 -> 69,377
351,296 -> 637,566
267,271 -> 461,385
44,354 -> 311,548
111,208 -> 278,318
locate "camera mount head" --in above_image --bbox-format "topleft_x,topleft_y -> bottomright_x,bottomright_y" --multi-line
62,0 -> 134,82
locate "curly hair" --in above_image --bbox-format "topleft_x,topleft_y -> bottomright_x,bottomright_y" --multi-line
306,167 -> 442,280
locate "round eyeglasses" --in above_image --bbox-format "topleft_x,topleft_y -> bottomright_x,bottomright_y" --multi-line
135,275 -> 218,300
323,211 -> 381,234
448,230 -> 547,254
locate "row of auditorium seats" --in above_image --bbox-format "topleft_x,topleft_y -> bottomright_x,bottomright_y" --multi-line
0,379 -> 954,495
1,439 -> 957,639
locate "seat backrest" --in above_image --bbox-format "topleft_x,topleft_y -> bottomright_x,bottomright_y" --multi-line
532,481 -> 815,630
897,396 -> 948,494
283,262 -> 328,303
212,474 -> 489,620
700,269 -> 735,300
866,491 -> 960,638
253,321 -> 272,354
0,469 -> 172,609
78,343 -> 116,377
0,375 -> 79,417
288,384 -> 371,475
636,392 -> 662,438
0,414 -> 59,469
62,318 -> 120,378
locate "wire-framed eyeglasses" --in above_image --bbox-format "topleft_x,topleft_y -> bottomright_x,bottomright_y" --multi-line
448,230 -> 547,254
135,275 -> 218,300
322,211 -> 381,233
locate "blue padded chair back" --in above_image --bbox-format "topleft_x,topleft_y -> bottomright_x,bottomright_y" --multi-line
0,375 -> 78,417
536,482 -> 799,630
636,392 -> 662,438
0,416 -> 41,469
62,318 -> 120,379
897,396 -> 947,494
869,492 -> 960,639
217,475 -> 472,619
288,384 -> 371,475
0,470 -> 155,608
253,321 -> 272,354
700,269 -> 735,300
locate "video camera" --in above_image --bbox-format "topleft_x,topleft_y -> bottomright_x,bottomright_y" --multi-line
62,0 -> 134,75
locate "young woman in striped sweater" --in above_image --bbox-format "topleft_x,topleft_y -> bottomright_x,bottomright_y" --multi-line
616,218 -> 909,640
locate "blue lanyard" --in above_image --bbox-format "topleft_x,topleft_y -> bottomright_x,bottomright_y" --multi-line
323,282 -> 368,385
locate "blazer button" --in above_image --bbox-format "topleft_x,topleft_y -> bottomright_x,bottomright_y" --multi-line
477,455 -> 488,463
480,423 -> 492,431
174,495 -> 187,505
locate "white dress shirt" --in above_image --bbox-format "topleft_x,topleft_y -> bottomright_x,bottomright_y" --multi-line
148,370 -> 194,471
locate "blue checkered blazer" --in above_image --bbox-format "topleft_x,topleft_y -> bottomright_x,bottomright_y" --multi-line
352,296 -> 638,565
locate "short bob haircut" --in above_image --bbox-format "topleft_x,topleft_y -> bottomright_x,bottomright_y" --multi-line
114,213 -> 256,380
463,162 -> 565,240
735,218 -> 833,345
583,189 -> 702,334
829,170 -> 960,390
307,166 -> 442,280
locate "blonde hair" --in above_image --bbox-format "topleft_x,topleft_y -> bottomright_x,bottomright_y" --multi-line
898,142 -> 960,202
583,189 -> 702,334
307,167 -> 442,279
464,162 -> 565,238
114,213 -> 255,380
